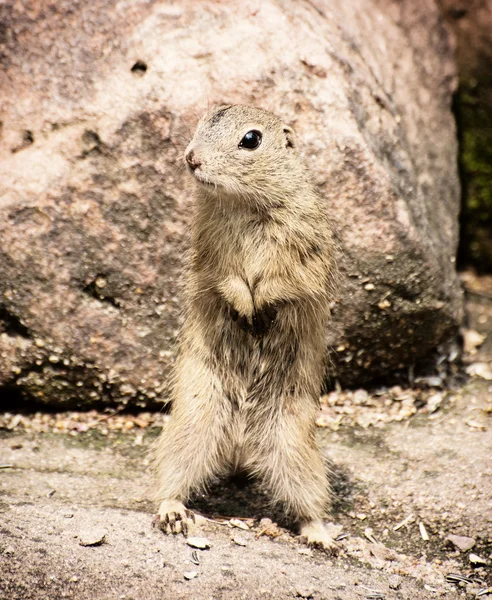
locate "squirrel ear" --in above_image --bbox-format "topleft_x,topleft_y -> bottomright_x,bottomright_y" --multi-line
283,126 -> 297,150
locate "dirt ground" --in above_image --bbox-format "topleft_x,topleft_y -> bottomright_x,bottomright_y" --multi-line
1,274 -> 491,600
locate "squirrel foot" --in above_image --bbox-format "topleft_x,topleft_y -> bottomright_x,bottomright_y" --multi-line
153,500 -> 196,536
300,520 -> 339,554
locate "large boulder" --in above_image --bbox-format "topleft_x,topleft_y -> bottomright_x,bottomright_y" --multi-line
0,0 -> 463,407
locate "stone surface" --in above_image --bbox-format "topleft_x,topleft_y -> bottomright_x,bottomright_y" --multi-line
0,0 -> 463,406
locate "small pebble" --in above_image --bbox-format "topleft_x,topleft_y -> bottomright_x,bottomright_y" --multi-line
445,534 -> 475,552
183,571 -> 198,580
462,329 -> 486,354
257,517 -> 282,538
296,586 -> 315,598
79,528 -> 107,547
426,393 -> 443,413
231,534 -> 248,547
186,537 -> 210,550
469,553 -> 488,566
230,518 -> 249,530
415,376 -> 443,387
388,575 -> 402,590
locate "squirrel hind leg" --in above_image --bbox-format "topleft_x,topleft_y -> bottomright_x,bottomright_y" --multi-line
152,355 -> 234,533
245,410 -> 333,542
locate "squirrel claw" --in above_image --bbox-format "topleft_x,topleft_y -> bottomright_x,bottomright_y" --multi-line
228,302 -> 277,337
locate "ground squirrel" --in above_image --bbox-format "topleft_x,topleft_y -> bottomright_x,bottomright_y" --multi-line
152,105 -> 337,550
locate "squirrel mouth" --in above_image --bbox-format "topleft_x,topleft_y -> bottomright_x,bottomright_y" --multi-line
193,171 -> 216,188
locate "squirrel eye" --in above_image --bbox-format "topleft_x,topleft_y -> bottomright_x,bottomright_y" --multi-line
239,130 -> 262,150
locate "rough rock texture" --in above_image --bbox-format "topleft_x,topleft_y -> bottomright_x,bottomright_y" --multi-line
0,0 -> 463,406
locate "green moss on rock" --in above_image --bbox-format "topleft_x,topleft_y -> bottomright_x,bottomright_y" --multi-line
457,80 -> 492,268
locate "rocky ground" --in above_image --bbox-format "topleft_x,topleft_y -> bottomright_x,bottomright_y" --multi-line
0,272 -> 491,600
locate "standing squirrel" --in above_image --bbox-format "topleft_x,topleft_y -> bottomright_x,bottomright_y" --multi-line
152,104 -> 337,550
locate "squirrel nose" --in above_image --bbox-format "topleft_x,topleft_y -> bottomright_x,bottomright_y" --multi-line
185,149 -> 201,171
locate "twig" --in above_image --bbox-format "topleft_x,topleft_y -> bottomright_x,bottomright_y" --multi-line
393,514 -> 415,531
463,286 -> 492,301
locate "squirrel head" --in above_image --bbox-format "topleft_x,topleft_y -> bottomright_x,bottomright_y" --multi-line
184,105 -> 304,204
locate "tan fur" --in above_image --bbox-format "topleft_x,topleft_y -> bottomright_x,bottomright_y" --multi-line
152,105 -> 337,550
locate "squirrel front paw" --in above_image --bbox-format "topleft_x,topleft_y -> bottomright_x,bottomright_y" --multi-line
153,500 -> 196,536
252,304 -> 277,337
228,303 -> 277,337
228,305 -> 253,335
